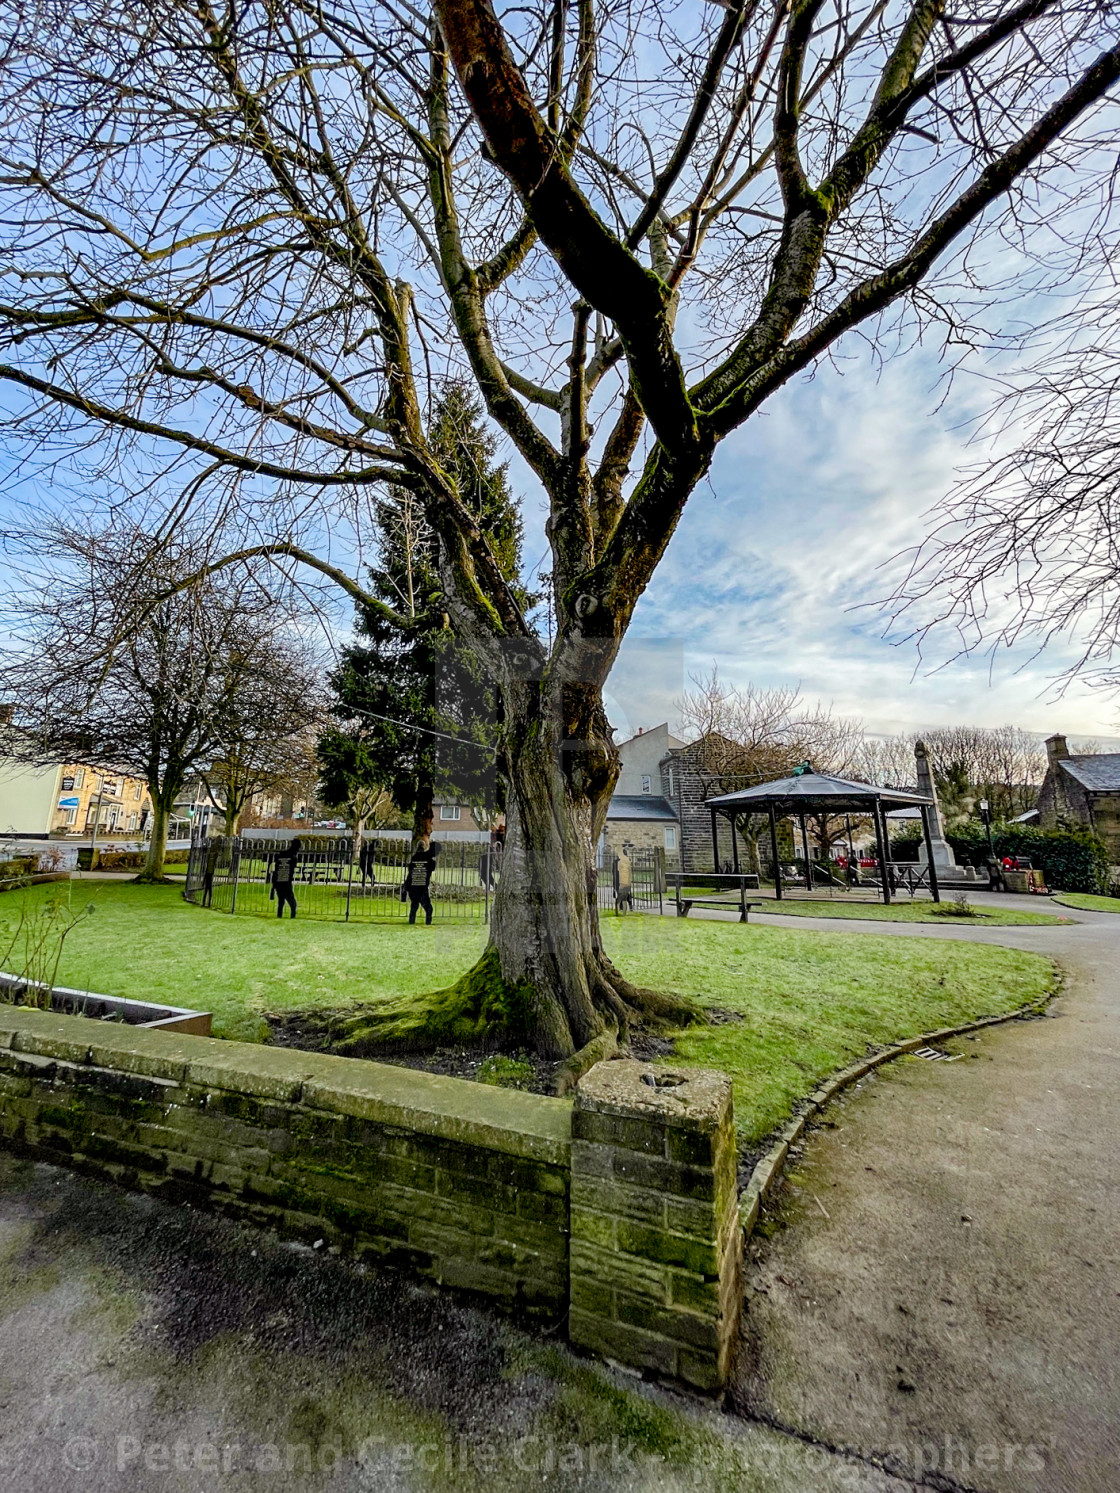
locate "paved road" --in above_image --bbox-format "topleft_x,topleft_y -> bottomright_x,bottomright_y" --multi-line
733,901 -> 1120,1493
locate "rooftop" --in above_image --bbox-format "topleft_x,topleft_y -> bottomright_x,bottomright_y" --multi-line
705,769 -> 933,813
1059,755 -> 1120,792
606,794 -> 679,823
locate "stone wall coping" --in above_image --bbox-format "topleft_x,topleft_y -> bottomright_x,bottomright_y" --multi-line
0,1005 -> 571,1165
575,1060 -> 731,1133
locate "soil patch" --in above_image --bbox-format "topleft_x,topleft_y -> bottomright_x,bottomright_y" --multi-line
265,1005 -> 745,1097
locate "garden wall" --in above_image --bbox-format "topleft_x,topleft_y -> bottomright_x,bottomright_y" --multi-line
0,1008 -> 741,1392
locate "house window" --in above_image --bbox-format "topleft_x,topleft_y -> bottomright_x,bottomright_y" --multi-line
60,808 -> 77,827
128,814 -> 138,831
664,827 -> 677,851
666,769 -> 675,797
439,805 -> 461,821
133,782 -> 143,799
641,775 -> 652,794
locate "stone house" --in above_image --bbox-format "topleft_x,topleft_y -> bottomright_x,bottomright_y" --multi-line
615,723 -> 684,796
604,725 -> 753,872
603,725 -> 684,866
659,735 -> 742,872
1037,733 -> 1120,861
602,794 -> 680,866
0,748 -> 150,839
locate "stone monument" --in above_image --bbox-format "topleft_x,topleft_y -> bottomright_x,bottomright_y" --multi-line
914,739 -> 969,880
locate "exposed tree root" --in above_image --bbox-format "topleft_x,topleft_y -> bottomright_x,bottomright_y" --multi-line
553,1023 -> 619,1096
268,945 -> 705,1075
132,873 -> 175,885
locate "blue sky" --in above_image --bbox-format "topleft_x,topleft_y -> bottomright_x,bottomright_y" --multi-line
4,339 -> 1115,751
594,350 -> 1120,745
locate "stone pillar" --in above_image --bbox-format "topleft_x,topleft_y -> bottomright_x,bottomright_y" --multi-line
569,1061 -> 741,1394
914,739 -> 960,876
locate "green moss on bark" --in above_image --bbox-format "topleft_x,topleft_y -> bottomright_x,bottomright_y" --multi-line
329,945 -> 536,1056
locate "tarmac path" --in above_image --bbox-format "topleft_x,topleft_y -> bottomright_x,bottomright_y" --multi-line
732,899 -> 1120,1493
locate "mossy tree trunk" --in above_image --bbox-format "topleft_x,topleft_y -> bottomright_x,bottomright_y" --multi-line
486,675 -> 623,1059
333,667 -> 697,1066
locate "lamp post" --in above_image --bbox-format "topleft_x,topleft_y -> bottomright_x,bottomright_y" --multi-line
88,792 -> 102,871
979,798 -> 995,861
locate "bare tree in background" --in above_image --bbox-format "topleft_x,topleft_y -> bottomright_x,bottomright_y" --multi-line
0,0 -> 1118,1062
677,667 -> 866,871
858,723 -> 1047,816
204,646 -> 327,834
1,532 -> 306,878
897,299 -> 1120,689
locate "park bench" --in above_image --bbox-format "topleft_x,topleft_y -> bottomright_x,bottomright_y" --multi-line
666,873 -> 763,923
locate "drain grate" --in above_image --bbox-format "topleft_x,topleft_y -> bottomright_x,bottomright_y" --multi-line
913,1046 -> 963,1062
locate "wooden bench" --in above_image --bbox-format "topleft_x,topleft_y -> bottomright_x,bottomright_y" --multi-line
666,873 -> 764,923
676,895 -> 765,922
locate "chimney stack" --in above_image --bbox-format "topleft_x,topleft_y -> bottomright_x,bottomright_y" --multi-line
1045,733 -> 1069,771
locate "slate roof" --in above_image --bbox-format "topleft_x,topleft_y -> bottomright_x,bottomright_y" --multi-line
1059,756 -> 1120,792
607,794 -> 679,823
705,770 -> 933,813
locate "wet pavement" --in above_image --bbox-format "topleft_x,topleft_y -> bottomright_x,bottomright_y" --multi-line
0,1154 -> 923,1492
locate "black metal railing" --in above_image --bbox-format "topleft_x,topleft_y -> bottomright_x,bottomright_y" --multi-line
185,834 -> 666,923
185,833 -> 495,923
594,848 -> 664,915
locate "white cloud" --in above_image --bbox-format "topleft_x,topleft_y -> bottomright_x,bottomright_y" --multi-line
610,351 -> 1120,738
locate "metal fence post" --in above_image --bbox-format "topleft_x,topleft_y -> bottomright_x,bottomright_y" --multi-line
230,837 -> 239,914
345,845 -> 354,921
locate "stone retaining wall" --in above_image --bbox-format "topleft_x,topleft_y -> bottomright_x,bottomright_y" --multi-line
0,1006 -> 741,1391
569,1062 -> 741,1393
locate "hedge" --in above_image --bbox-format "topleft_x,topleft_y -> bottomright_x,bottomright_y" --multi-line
890,822 -> 1109,894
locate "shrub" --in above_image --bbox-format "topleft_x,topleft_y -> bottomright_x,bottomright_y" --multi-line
96,851 -> 147,870
0,856 -> 36,890
891,821 -> 1109,893
931,893 -> 978,918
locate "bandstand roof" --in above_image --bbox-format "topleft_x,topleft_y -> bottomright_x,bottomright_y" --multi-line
705,770 -> 934,817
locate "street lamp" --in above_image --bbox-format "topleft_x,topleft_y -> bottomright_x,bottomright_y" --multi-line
979,797 -> 995,861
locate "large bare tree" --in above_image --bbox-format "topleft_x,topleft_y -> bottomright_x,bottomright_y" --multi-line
1,531 -> 308,879
0,0 -> 1117,1061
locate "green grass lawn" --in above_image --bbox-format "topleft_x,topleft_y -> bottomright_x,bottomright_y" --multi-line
1053,892 -> 1120,915
747,897 -> 1067,925
1,881 -> 1056,1144
604,917 -> 1055,1142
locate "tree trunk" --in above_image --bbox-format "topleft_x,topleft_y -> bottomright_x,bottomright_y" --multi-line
483,675 -> 689,1060
314,673 -> 698,1069
140,794 -> 172,881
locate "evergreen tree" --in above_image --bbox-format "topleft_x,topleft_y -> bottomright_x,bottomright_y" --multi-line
319,384 -> 528,831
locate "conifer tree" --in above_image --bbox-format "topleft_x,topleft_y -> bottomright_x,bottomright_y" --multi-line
319,384 -> 528,832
